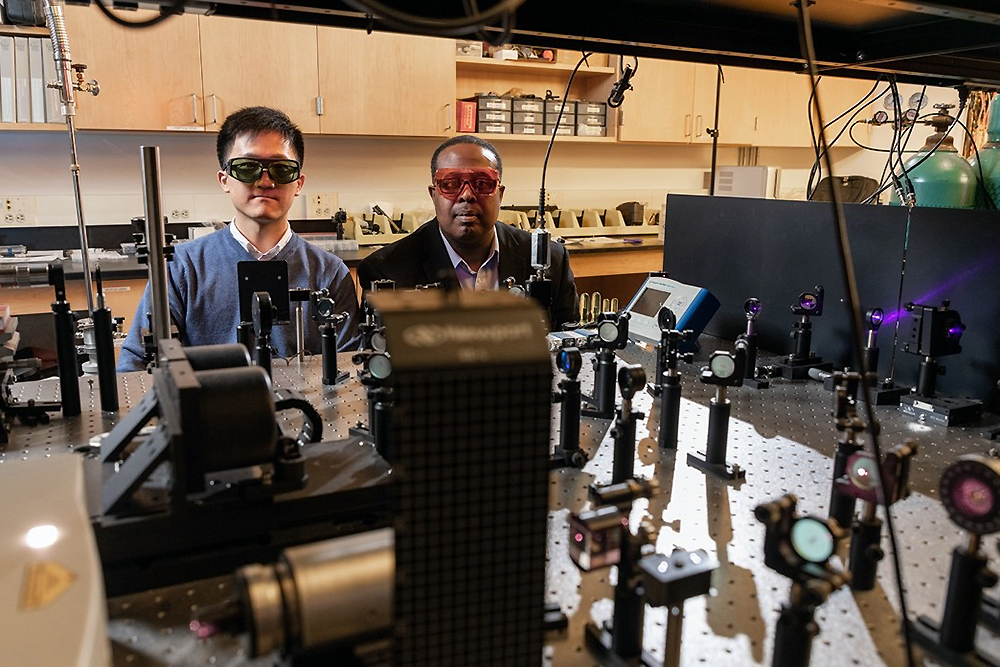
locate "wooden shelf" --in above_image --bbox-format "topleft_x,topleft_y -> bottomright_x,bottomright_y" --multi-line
456,56 -> 614,77
466,132 -> 616,143
0,25 -> 48,37
0,122 -> 63,131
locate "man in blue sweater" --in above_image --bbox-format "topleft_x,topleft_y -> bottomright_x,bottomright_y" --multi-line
118,107 -> 360,371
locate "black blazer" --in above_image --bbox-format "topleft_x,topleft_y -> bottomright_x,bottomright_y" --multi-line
358,219 -> 578,328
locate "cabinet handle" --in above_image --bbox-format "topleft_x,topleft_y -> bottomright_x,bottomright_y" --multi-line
684,114 -> 692,137
695,114 -> 703,137
210,94 -> 219,126
316,96 -> 324,116
444,102 -> 452,133
754,116 -> 759,131
190,93 -> 198,125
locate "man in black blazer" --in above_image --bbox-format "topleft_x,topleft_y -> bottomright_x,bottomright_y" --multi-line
357,135 -> 578,329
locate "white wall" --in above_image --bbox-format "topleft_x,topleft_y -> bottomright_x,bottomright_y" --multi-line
0,81 -> 962,229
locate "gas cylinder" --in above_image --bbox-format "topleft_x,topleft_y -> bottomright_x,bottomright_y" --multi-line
968,95 -> 1000,209
891,104 -> 976,209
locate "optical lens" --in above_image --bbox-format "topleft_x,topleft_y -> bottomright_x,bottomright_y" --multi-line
229,159 -> 264,183
268,160 -> 300,184
799,294 -> 818,310
849,456 -> 878,490
790,518 -> 834,563
952,477 -> 995,518
436,177 -> 463,195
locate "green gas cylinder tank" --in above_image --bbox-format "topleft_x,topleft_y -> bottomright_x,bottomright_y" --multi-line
968,95 -> 1000,209
891,104 -> 976,209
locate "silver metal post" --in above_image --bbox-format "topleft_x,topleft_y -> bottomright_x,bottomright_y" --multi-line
140,146 -> 171,352
43,0 -> 95,314
295,302 -> 305,362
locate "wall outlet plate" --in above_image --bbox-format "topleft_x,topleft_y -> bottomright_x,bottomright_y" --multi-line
307,192 -> 338,219
2,197 -> 37,225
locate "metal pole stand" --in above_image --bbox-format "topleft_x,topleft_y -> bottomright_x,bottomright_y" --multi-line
320,324 -> 348,385
371,386 -> 393,463
828,372 -> 865,529
658,374 -> 682,450
552,373 -> 587,469
741,298 -> 769,389
48,264 -> 81,417
688,390 -> 744,481
913,535 -> 1000,665
583,348 -> 618,419
611,366 -> 646,484
848,505 -> 883,591
772,583 -> 823,667
92,267 -> 119,413
251,291 -> 273,379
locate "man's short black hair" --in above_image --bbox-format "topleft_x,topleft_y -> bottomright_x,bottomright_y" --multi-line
216,106 -> 305,168
430,135 -> 502,179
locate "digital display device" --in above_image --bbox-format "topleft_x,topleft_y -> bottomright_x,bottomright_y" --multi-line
624,275 -> 720,348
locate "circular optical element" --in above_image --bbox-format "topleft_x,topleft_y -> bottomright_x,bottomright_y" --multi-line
866,308 -> 884,329
709,353 -> 736,379
848,453 -> 879,491
745,298 -> 761,318
598,321 -> 620,343
790,517 -> 835,564
657,307 -> 676,332
557,348 -> 581,376
368,354 -> 392,380
371,332 -> 387,353
798,293 -> 819,311
946,322 -> 965,339
940,455 -> 1000,535
872,110 -> 889,124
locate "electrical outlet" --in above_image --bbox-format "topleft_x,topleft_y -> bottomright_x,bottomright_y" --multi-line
2,197 -> 36,225
307,192 -> 337,219
169,209 -> 191,221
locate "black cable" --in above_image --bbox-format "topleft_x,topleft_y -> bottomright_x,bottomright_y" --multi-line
341,0 -> 525,36
538,52 -> 591,227
92,0 -> 186,28
806,79 -> 887,197
848,121 -> 922,153
954,115 -> 999,210
794,4 -> 915,665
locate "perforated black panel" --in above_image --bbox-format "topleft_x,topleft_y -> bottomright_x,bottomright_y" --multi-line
392,363 -> 551,667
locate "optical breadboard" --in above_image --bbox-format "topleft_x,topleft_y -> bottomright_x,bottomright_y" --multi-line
624,275 -> 720,346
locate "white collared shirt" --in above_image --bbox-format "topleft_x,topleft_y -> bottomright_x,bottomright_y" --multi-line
230,219 -> 293,261
439,226 -> 500,291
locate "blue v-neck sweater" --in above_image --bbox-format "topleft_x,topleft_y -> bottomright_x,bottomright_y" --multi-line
117,228 -> 361,371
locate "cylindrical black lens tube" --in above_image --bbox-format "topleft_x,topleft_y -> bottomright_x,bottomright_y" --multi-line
558,378 -> 581,456
52,301 -> 81,417
659,375 -> 681,450
93,306 -> 119,412
849,516 -> 882,591
321,324 -> 338,385
705,398 -> 731,466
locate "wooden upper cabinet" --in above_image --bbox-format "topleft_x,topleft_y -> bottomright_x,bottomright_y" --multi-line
199,17 -> 320,133
65,5 -> 204,131
317,28 -> 455,136
692,65 -> 765,146
617,59 -> 697,143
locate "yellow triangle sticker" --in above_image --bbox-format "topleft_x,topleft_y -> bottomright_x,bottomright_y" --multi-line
19,561 -> 76,611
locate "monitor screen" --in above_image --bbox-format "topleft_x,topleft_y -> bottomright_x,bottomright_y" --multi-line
630,287 -> 671,318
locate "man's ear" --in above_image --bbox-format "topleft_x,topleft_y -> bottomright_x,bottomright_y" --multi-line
428,184 -> 435,199
497,184 -> 505,204
294,173 -> 306,196
218,170 -> 231,193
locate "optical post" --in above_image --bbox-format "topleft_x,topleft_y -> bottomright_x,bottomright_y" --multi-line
650,307 -> 694,450
688,338 -> 748,481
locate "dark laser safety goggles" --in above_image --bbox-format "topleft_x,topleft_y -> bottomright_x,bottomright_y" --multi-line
224,157 -> 301,185
433,168 -> 501,200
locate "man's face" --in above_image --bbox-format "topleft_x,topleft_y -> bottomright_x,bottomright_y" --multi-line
218,131 -> 305,226
429,143 -> 505,249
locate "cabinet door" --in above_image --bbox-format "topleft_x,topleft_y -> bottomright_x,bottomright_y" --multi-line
65,5 -> 204,131
617,58 -> 696,143
692,64 -> 760,146
317,28 -> 455,137
199,17 -> 320,133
